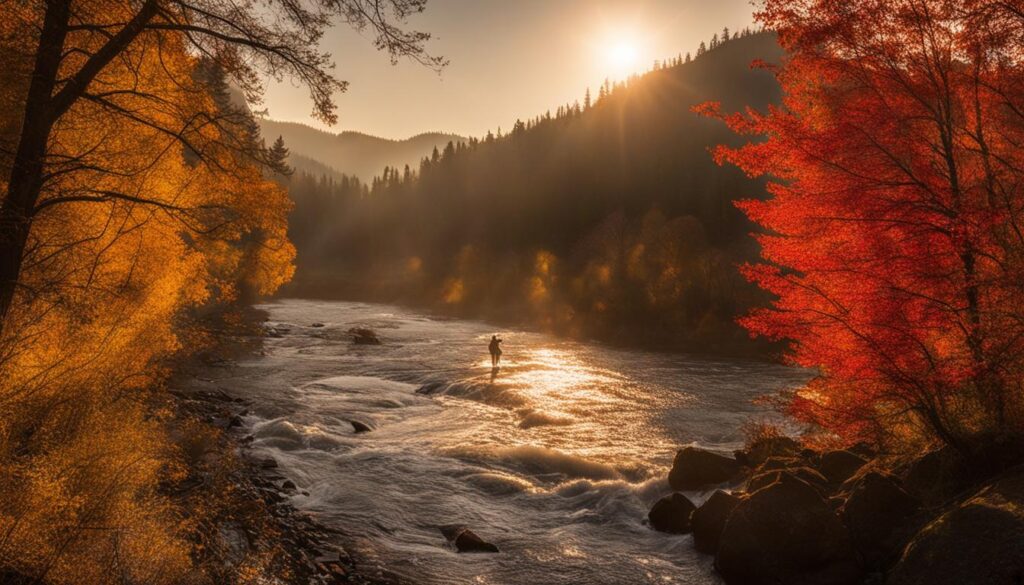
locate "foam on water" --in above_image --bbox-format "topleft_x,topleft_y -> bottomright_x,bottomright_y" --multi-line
225,299 -> 812,585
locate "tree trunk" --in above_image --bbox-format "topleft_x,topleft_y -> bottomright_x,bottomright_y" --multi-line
0,0 -> 72,334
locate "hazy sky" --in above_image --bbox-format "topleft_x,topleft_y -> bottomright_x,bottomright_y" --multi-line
261,0 -> 757,139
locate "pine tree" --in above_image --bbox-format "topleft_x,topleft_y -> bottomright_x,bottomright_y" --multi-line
584,88 -> 592,109
267,135 -> 293,177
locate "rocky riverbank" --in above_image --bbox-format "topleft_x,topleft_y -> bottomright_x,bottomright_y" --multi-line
163,307 -> 381,584
647,435 -> 1024,585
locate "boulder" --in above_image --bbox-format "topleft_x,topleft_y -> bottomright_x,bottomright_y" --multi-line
747,467 -> 829,496
741,436 -> 802,467
348,327 -> 381,345
758,456 -> 804,473
888,471 -> 1024,585
350,420 -> 372,433
839,472 -> 918,567
817,450 -> 867,485
669,447 -> 742,490
848,442 -> 876,459
715,474 -> 861,585
901,446 -> 970,506
648,492 -> 696,534
692,490 -> 741,554
439,525 -> 499,553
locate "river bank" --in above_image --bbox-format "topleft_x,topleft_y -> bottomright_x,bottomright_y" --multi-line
166,306 -> 385,584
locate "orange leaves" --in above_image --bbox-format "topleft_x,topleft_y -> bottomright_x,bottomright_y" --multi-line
0,3 -> 294,583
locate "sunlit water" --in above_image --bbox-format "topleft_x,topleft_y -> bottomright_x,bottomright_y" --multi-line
221,299 -> 810,584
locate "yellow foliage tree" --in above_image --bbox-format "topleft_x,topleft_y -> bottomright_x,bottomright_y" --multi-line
0,0 -> 439,582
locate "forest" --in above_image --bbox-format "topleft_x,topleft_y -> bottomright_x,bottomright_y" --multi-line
5,0 -> 1024,584
283,29 -> 783,354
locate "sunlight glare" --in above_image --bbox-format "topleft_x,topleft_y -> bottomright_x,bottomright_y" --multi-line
605,41 -> 639,77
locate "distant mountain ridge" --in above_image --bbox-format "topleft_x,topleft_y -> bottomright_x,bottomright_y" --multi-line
280,30 -> 786,354
257,119 -> 464,180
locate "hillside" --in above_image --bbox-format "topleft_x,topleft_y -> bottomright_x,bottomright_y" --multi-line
259,119 -> 464,180
281,31 -> 784,354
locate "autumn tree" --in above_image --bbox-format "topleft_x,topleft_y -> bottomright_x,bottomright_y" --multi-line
0,0 -> 444,334
704,0 -> 1024,453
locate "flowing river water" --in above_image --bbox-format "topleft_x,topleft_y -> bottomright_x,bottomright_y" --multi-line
221,299 -> 810,585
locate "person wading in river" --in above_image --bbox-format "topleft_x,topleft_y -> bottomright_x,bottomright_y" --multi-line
488,335 -> 503,368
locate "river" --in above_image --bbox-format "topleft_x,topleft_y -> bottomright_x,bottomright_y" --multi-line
222,299 -> 810,585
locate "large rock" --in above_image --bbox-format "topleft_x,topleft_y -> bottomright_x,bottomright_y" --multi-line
348,327 -> 381,345
888,471 -> 1024,585
439,525 -> 499,553
738,436 -> 802,467
715,474 -> 861,585
692,490 -> 741,554
901,446 -> 970,506
839,472 -> 919,567
747,467 -> 829,496
669,447 -> 742,490
648,492 -> 696,534
817,450 -> 867,485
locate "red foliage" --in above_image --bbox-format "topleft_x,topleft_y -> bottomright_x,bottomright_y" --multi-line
703,1 -> 1024,449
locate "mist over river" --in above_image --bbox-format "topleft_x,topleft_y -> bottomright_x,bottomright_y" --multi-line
223,300 -> 810,584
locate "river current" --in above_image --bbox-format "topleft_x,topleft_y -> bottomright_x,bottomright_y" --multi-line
222,299 -> 810,584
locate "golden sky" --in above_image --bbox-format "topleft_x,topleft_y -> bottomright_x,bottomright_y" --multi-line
261,0 -> 757,139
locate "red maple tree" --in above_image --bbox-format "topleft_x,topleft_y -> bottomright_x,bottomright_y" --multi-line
703,0 -> 1024,452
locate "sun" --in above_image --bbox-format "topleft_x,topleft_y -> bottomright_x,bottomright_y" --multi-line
604,40 -> 640,78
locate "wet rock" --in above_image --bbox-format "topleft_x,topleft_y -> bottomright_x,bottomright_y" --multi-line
218,522 -> 251,565
817,450 -> 867,485
439,525 -> 499,553
348,327 -> 381,345
669,447 -> 742,490
259,457 -> 278,470
281,480 -> 297,492
715,474 -> 861,585
840,472 -> 919,567
648,492 -> 696,534
311,322 -> 325,328
350,420 -> 372,433
228,415 -> 243,429
692,490 -> 741,554
888,471 -> 1024,585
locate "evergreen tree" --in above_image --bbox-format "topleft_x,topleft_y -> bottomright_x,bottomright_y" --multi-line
268,135 -> 293,177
